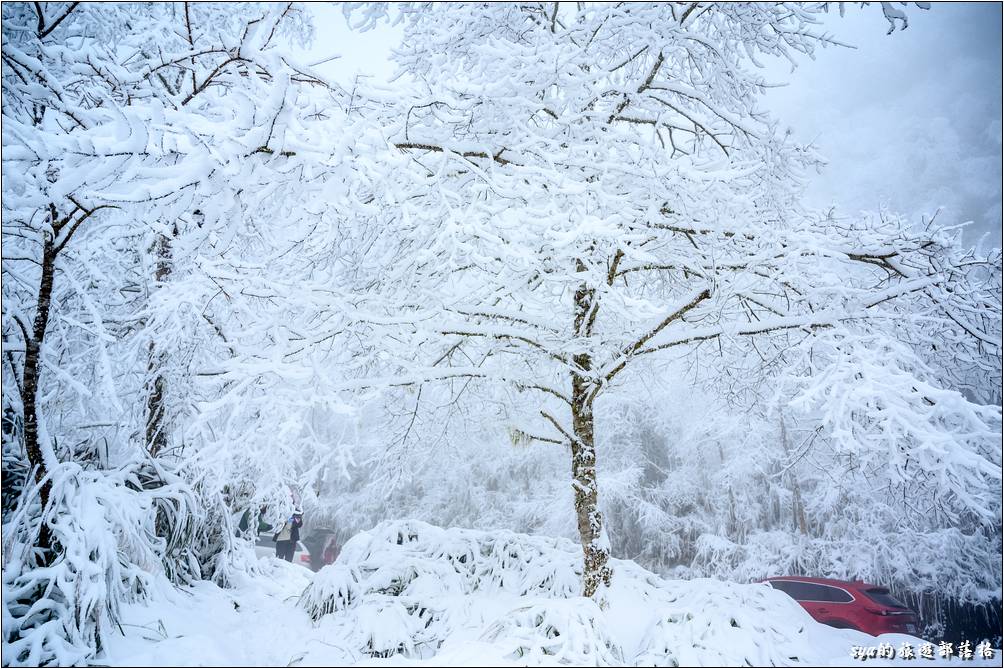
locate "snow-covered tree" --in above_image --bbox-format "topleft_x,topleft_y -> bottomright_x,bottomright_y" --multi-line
0,3 -> 362,662
1,1 -> 998,661
2,0 -> 309,525
338,2 -> 1000,598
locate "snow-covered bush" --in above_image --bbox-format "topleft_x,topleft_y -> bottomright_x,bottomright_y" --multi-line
313,520 -> 582,602
480,598 -> 624,665
299,565 -> 362,619
350,596 -> 425,659
0,454 -> 263,666
123,459 -> 202,586
299,521 -> 584,658
182,486 -> 258,589
632,577 -> 814,666
1,460 -> 194,665
297,520 -> 826,664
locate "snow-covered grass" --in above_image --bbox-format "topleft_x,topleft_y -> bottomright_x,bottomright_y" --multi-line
101,521 -> 998,667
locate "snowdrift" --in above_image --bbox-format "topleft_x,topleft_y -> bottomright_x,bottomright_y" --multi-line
297,520 -> 847,665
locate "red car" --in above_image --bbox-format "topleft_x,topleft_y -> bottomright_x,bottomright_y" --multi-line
764,576 -> 919,636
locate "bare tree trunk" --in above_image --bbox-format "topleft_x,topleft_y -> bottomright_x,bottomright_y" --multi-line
20,234 -> 57,556
571,272 -> 612,599
145,231 -> 172,457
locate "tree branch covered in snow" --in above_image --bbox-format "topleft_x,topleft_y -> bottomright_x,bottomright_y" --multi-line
0,1 -> 998,662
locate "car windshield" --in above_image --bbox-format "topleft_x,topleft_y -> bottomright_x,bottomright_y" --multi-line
864,588 -> 907,609
769,580 -> 852,603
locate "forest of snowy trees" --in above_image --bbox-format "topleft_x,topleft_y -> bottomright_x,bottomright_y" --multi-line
1,2 -> 1001,665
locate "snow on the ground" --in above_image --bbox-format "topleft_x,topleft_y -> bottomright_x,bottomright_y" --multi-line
102,521 -> 1000,667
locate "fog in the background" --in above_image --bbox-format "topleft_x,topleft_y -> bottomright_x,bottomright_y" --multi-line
763,3 -> 1002,249
299,3 -> 1002,248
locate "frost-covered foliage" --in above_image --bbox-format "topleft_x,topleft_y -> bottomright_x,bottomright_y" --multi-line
480,599 -> 623,665
0,3 -> 355,664
100,530 -> 1004,666
1,0 -> 353,502
297,520 -> 835,664
321,0 -> 1001,599
1,459 -> 200,665
631,577 -> 818,667
1,0 -> 999,662
297,521 -> 589,661
315,370 -> 1000,620
341,1 -> 993,570
300,521 -> 581,611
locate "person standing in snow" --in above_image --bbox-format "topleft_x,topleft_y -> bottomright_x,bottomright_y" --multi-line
273,509 -> 303,561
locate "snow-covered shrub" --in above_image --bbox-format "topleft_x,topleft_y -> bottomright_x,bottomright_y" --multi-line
479,534 -> 582,598
182,486 -> 252,588
299,565 -> 362,619
0,457 -> 220,666
122,459 -> 202,585
328,519 -> 581,599
2,550 -> 94,667
297,520 -> 830,665
1,440 -> 29,520
119,458 -> 254,589
480,598 -> 624,665
349,596 -> 424,659
630,578 -> 814,666
2,462 -> 163,664
365,555 -> 468,598
300,521 -> 585,659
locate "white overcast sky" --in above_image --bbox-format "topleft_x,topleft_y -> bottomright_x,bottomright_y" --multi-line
298,2 -> 1002,249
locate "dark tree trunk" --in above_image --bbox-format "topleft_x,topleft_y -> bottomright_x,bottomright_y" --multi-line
21,234 -> 58,556
19,198 -> 109,558
145,231 -> 172,457
145,365 -> 166,457
571,267 -> 612,599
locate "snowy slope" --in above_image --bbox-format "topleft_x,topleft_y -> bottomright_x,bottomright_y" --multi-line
102,521 -> 998,667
